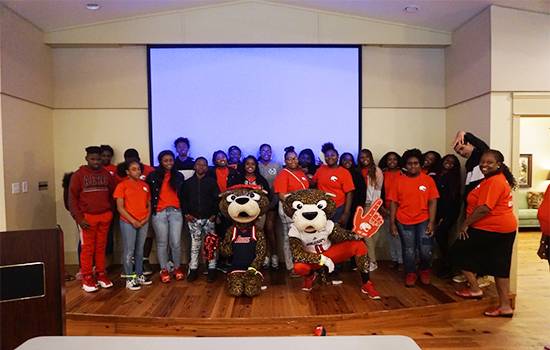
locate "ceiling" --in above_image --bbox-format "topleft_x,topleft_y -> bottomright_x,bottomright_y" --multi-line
2,0 -> 549,33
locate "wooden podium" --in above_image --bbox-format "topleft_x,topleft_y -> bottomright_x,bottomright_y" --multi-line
0,228 -> 65,350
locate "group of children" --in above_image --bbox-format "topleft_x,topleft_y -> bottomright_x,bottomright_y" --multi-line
65,133 -> 505,295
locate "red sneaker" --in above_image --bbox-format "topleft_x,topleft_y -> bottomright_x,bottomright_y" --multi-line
96,273 -> 113,288
174,268 -> 185,281
160,269 -> 171,283
405,272 -> 417,287
81,275 -> 98,293
419,269 -> 431,285
361,281 -> 381,300
301,273 -> 317,291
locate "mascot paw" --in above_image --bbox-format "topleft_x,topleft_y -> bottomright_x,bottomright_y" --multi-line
244,272 -> 263,297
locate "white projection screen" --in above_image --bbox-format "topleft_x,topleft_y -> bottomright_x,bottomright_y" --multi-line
148,45 -> 361,165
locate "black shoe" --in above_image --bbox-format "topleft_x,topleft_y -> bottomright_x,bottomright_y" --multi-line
207,269 -> 217,283
187,269 -> 198,282
142,259 -> 153,276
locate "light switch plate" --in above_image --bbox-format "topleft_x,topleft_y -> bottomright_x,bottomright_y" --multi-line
12,182 -> 21,194
21,181 -> 29,193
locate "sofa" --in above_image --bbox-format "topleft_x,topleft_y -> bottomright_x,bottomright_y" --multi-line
517,191 -> 542,228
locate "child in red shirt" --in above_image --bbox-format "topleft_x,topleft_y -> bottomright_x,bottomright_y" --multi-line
388,149 -> 439,287
114,160 -> 152,290
69,146 -> 115,293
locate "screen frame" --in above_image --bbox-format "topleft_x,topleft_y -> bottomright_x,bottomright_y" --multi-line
147,44 -> 362,165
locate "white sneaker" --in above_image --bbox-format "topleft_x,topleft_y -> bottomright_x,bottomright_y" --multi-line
126,278 -> 141,291
452,274 -> 467,283
368,261 -> 378,272
477,275 -> 492,288
137,274 -> 152,286
271,255 -> 279,269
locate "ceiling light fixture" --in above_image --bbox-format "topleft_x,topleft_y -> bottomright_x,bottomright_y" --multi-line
403,5 -> 419,13
86,3 -> 101,10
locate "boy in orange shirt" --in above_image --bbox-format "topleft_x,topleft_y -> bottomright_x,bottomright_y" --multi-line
114,160 -> 152,290
388,149 -> 439,287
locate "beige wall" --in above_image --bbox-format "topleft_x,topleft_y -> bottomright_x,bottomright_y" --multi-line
0,96 -> 5,231
519,117 -> 550,192
445,94 -> 491,153
0,5 -> 56,231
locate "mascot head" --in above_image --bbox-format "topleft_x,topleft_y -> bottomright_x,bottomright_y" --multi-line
219,184 -> 270,224
283,189 -> 336,233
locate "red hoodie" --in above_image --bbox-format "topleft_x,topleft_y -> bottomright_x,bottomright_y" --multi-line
69,165 -> 114,223
538,185 -> 550,236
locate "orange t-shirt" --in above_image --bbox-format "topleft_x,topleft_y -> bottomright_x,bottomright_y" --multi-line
157,172 -> 180,212
113,178 -> 150,223
387,172 -> 439,225
313,165 -> 355,207
466,173 -> 517,233
383,170 -> 402,209
216,167 -> 230,193
538,184 -> 550,236
273,168 -> 310,194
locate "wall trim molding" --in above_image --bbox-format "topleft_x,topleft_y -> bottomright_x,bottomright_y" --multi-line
0,92 -> 53,110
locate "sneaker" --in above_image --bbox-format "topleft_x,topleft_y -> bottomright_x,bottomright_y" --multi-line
143,259 -> 153,276
187,269 -> 198,282
271,255 -> 279,269
368,261 -> 378,272
137,274 -> 152,286
302,273 -> 317,291
361,281 -> 381,300
452,274 -> 467,283
160,269 -> 171,283
174,268 -> 185,281
405,272 -> 417,287
126,277 -> 141,290
262,256 -> 270,269
81,275 -> 98,293
289,269 -> 301,278
96,273 -> 113,288
329,271 -> 343,285
477,275 -> 492,288
419,269 -> 431,285
207,269 -> 217,283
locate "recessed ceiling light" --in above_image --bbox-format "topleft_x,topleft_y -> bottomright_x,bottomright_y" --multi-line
403,5 -> 419,13
86,3 -> 101,10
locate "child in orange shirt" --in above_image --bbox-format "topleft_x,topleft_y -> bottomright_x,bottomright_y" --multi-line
388,148 -> 439,287
114,160 -> 152,290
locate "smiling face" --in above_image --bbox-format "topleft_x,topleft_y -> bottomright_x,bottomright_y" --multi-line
215,152 -> 227,167
340,154 -> 354,169
454,143 -> 474,159
442,155 -> 458,171
324,150 -> 339,167
386,153 -> 399,170
259,145 -> 272,162
126,161 -> 142,180
479,152 -> 500,176
358,151 -> 373,168
228,148 -> 241,164
244,158 -> 256,175
161,154 -> 174,171
285,152 -> 299,170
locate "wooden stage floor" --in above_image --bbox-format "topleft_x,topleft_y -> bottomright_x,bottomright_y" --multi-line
65,262 -> 500,337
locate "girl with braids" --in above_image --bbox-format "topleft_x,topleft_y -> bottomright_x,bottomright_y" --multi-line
378,151 -> 403,269
358,149 -> 384,271
434,154 -> 462,278
455,150 -> 518,318
388,149 -> 439,287
273,146 -> 310,272
146,150 -> 186,283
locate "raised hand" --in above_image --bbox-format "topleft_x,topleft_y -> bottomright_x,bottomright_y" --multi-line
352,198 -> 384,238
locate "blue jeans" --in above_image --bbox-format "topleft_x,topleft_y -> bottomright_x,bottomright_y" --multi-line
152,207 -> 183,270
120,220 -> 149,276
332,205 -> 345,222
397,220 -> 433,274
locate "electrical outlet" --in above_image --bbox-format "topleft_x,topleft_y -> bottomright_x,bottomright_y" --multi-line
12,182 -> 21,194
21,181 -> 29,193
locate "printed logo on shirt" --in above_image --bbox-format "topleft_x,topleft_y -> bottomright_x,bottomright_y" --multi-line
330,176 -> 338,182
143,186 -> 149,192
234,235 -> 252,244
140,175 -> 146,180
268,168 -> 276,175
108,171 -> 114,176
418,185 -> 427,192
302,177 -> 307,181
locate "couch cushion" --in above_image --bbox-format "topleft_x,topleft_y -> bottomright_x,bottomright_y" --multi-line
519,208 -> 539,219
527,191 -> 544,209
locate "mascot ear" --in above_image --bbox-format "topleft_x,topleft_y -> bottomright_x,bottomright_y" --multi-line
219,190 -> 230,198
283,193 -> 291,199
261,189 -> 268,195
325,192 -> 336,198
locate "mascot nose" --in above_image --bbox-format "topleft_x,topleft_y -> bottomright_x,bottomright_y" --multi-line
235,197 -> 249,205
302,211 -> 318,221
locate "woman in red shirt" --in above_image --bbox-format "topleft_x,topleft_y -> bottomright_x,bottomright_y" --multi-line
312,142 -> 355,225
388,149 -> 439,287
274,146 -> 310,272
455,150 -> 518,318
537,184 -> 550,266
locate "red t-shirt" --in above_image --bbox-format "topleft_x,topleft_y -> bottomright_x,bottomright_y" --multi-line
539,185 -> 550,236
313,165 -> 355,207
273,168 -> 310,194
383,170 -> 402,209
216,167 -> 230,193
466,173 -> 517,233
387,172 -> 439,225
104,164 -> 117,177
115,163 -> 155,184
157,172 -> 180,212
113,178 -> 150,223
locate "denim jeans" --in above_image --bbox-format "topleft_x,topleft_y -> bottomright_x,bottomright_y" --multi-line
278,202 -> 294,270
397,220 -> 432,273
188,218 -> 217,270
332,205 -> 345,223
152,207 -> 183,270
120,220 -> 149,276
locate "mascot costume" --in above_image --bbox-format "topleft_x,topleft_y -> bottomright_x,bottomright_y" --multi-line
218,184 -> 269,297
283,189 -> 384,299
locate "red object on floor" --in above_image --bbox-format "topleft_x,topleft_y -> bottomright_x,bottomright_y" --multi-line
314,325 -> 326,336
361,281 -> 381,300
405,272 -> 417,287
174,268 -> 185,281
419,269 -> 431,285
160,269 -> 171,283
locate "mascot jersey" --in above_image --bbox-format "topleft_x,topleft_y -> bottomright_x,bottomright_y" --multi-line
230,226 -> 257,270
288,221 -> 334,254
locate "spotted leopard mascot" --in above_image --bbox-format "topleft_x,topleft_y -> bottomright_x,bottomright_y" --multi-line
219,184 -> 269,297
283,189 -> 382,299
